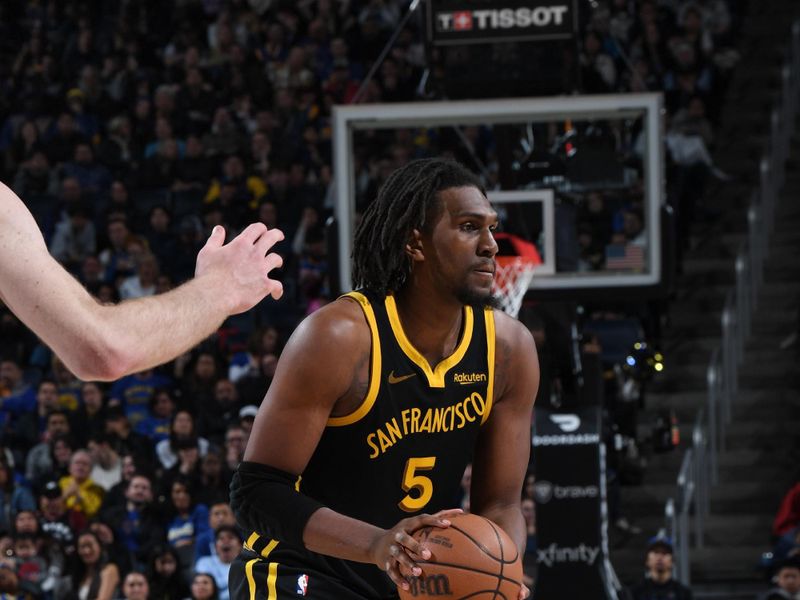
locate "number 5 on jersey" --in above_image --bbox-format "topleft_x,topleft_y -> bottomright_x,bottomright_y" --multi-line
399,457 -> 436,512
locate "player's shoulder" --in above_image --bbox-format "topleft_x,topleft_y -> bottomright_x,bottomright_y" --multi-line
290,294 -> 372,349
492,307 -> 536,355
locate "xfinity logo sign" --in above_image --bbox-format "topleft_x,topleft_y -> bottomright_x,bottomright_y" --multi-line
428,0 -> 576,46
534,481 -> 599,504
550,414 -> 580,432
537,543 -> 600,568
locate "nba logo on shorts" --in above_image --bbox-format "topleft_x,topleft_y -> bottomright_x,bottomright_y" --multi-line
295,574 -> 308,596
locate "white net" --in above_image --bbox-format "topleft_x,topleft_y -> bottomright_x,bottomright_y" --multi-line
492,257 -> 537,318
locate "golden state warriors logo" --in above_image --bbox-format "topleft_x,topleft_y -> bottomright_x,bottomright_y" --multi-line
453,372 -> 487,385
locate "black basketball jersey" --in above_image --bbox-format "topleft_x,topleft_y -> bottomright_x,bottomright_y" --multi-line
240,291 -> 496,598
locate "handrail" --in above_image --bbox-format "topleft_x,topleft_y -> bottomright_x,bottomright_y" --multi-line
671,411 -> 710,585
676,449 -> 695,586
662,18 -> 800,586
692,410 -> 709,549
706,353 -> 720,483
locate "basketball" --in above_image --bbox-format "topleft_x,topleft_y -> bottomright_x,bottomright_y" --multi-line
397,513 -> 523,599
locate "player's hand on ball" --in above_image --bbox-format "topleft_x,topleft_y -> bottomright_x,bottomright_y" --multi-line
519,583 -> 531,599
369,508 -> 463,592
195,223 -> 284,313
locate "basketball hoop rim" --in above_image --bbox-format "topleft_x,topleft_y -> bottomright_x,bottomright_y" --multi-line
491,256 -> 538,318
495,255 -> 539,268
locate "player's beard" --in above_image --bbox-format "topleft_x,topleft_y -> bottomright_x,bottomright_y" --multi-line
456,286 -> 501,309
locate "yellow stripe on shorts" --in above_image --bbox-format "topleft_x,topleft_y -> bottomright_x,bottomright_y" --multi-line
244,533 -> 280,599
245,558 -> 258,600
245,532 -> 259,552
267,562 -> 278,599
261,539 -> 279,559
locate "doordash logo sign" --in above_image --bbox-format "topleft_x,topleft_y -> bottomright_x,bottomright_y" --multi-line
550,414 -> 580,432
533,413 -> 599,446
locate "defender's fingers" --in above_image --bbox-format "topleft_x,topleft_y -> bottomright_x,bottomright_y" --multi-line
203,225 -> 226,249
267,280 -> 284,300
264,252 -> 284,273
254,227 -> 285,256
236,222 -> 269,244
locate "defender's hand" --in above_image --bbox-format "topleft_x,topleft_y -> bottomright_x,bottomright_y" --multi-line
370,509 -> 463,592
195,223 -> 285,313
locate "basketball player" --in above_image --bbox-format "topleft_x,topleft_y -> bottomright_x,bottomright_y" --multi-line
230,159 -> 538,599
0,182 -> 283,381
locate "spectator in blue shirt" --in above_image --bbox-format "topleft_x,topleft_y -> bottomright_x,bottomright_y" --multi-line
50,355 -> 82,413
193,500 -> 235,563
0,359 -> 35,428
13,379 -> 60,455
110,369 -> 173,430
193,526 -> 241,600
61,143 -> 111,199
165,476 -> 209,580
100,473 -> 164,572
135,388 -> 175,443
0,457 -> 35,535
165,477 -> 209,549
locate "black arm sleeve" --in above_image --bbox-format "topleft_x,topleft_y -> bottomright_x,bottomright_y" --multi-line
229,461 -> 325,548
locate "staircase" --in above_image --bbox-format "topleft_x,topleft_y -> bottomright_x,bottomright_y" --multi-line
608,2 -> 800,596
612,146 -> 800,597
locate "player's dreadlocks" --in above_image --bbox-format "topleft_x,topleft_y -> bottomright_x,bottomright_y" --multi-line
352,158 -> 485,295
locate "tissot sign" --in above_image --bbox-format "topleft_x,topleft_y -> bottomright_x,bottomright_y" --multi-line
427,0 -> 578,45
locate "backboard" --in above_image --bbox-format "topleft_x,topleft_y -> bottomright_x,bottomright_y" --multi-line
333,93 -> 664,293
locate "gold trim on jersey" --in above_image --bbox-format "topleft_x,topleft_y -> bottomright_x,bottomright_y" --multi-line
482,307 -> 495,425
327,292 -> 382,426
385,294 -> 474,388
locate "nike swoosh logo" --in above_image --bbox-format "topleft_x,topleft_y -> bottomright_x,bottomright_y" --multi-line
388,371 -> 416,384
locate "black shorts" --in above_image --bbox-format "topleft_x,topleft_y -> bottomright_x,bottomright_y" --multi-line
229,549 -> 394,600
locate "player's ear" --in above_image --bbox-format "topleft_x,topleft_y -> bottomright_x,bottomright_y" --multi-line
405,229 -> 424,262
